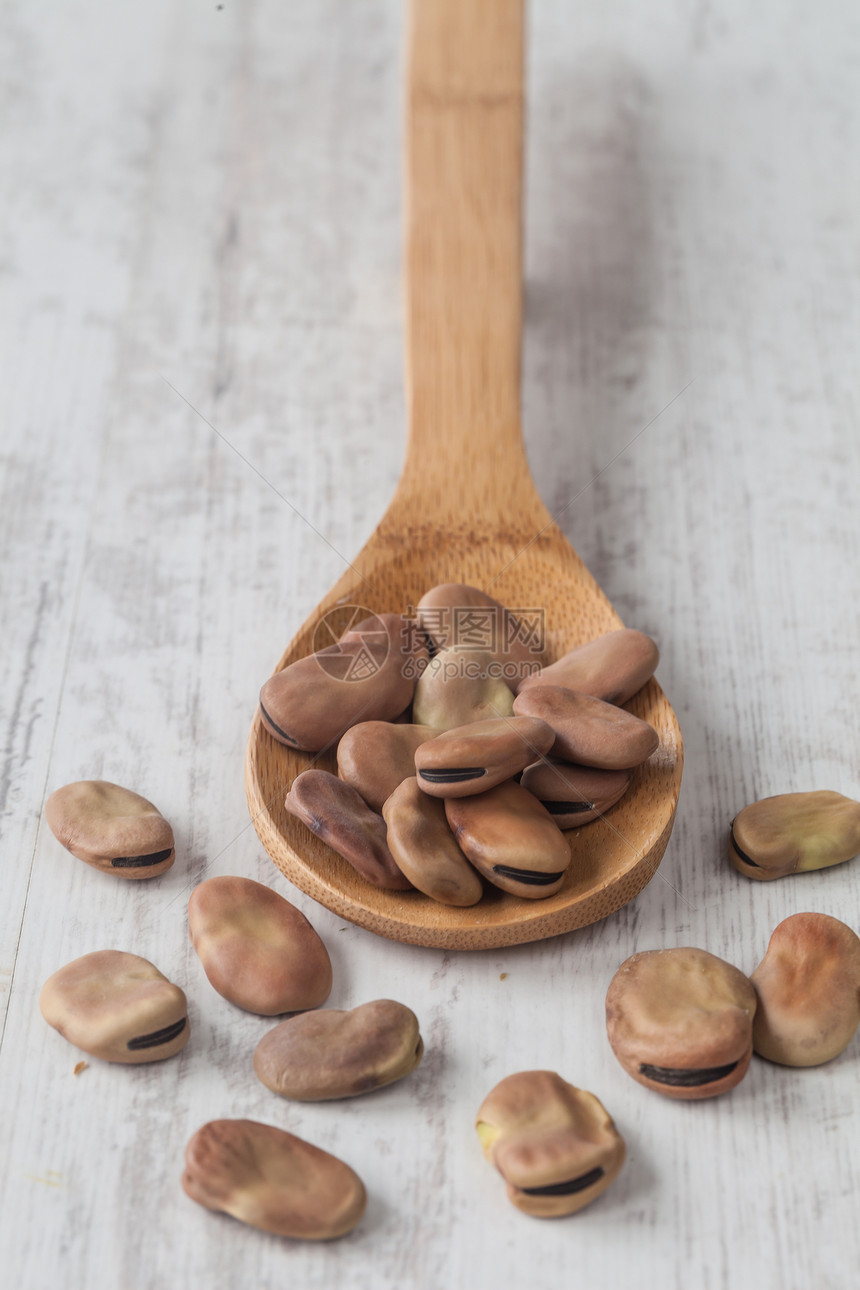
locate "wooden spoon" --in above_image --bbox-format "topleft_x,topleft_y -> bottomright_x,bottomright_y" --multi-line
245,0 -> 683,949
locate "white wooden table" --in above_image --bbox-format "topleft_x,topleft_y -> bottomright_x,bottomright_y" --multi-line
2,2 -> 858,1287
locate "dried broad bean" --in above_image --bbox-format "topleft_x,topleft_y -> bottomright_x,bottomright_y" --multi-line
475,1071 -> 625,1217
605,947 -> 756,1099
414,717 -> 554,798
260,614 -> 426,752
445,780 -> 571,898
412,648 -> 516,730
517,628 -> 658,703
513,686 -> 658,770
254,999 -> 423,1100
44,780 -> 174,878
382,777 -> 483,906
730,790 -> 860,881
750,913 -> 860,1066
188,876 -> 332,1015
285,770 -> 411,890
182,1119 -> 366,1239
520,761 -> 633,827
336,721 -> 437,811
40,950 -> 188,1063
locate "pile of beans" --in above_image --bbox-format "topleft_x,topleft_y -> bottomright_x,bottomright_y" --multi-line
262,583 -> 662,903
36,632 -> 860,1231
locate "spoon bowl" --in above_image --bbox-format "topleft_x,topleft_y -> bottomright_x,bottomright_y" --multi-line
245,0 -> 683,949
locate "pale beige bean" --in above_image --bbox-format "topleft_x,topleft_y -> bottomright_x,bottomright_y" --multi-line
445,780 -> 571,898
605,947 -> 756,1100
517,628 -> 658,702
182,1119 -> 366,1239
415,716 -> 554,798
39,950 -> 188,1064
416,583 -> 545,680
285,770 -> 411,890
412,648 -> 515,730
730,790 -> 860,881
382,778 -> 483,906
188,876 -> 332,1015
750,913 -> 860,1066
44,780 -> 174,879
520,761 -> 633,827
254,999 -> 423,1100
260,615 -> 427,752
475,1071 -> 626,1217
513,686 -> 658,770
336,721 -> 437,811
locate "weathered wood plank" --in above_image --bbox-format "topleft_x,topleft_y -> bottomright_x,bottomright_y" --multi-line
1,1 -> 858,1287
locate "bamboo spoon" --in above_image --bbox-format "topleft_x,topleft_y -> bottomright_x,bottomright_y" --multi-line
245,0 -> 683,949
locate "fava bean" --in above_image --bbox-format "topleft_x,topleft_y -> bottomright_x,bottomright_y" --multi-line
445,780 -> 570,898
750,913 -> 860,1066
520,761 -> 633,827
188,876 -> 332,1015
182,1119 -> 366,1239
285,770 -> 411,890
475,1071 -> 625,1217
44,780 -> 174,879
40,950 -> 188,1064
382,778 -> 483,906
605,947 -> 756,1099
336,721 -> 437,812
730,790 -> 860,881
517,628 -> 658,703
254,999 -> 423,1100
513,686 -> 658,770
415,717 -> 554,798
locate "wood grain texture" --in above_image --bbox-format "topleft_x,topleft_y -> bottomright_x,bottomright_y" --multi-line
1,1 -> 859,1288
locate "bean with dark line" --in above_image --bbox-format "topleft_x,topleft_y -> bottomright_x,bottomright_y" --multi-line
729,791 -> 860,880
445,781 -> 570,899
476,1071 -> 625,1216
40,950 -> 189,1064
45,780 -> 175,879
520,761 -> 633,828
415,717 -> 554,799
605,947 -> 757,1100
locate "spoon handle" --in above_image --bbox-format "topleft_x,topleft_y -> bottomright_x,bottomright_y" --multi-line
394,0 -> 538,523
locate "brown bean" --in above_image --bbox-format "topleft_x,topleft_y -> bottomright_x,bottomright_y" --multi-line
182,1119 -> 366,1239
39,950 -> 188,1064
416,583 -> 544,680
513,686 -> 658,770
44,780 -> 174,879
520,761 -> 633,827
260,615 -> 427,752
382,778 -> 483,906
605,947 -> 756,1099
729,790 -> 860,881
254,999 -> 423,1100
445,780 -> 571,898
475,1071 -> 626,1217
517,628 -> 658,702
412,648 -> 516,730
414,717 -> 555,798
336,721 -> 437,811
285,770 -> 411,890
750,913 -> 860,1066
188,876 -> 332,1015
